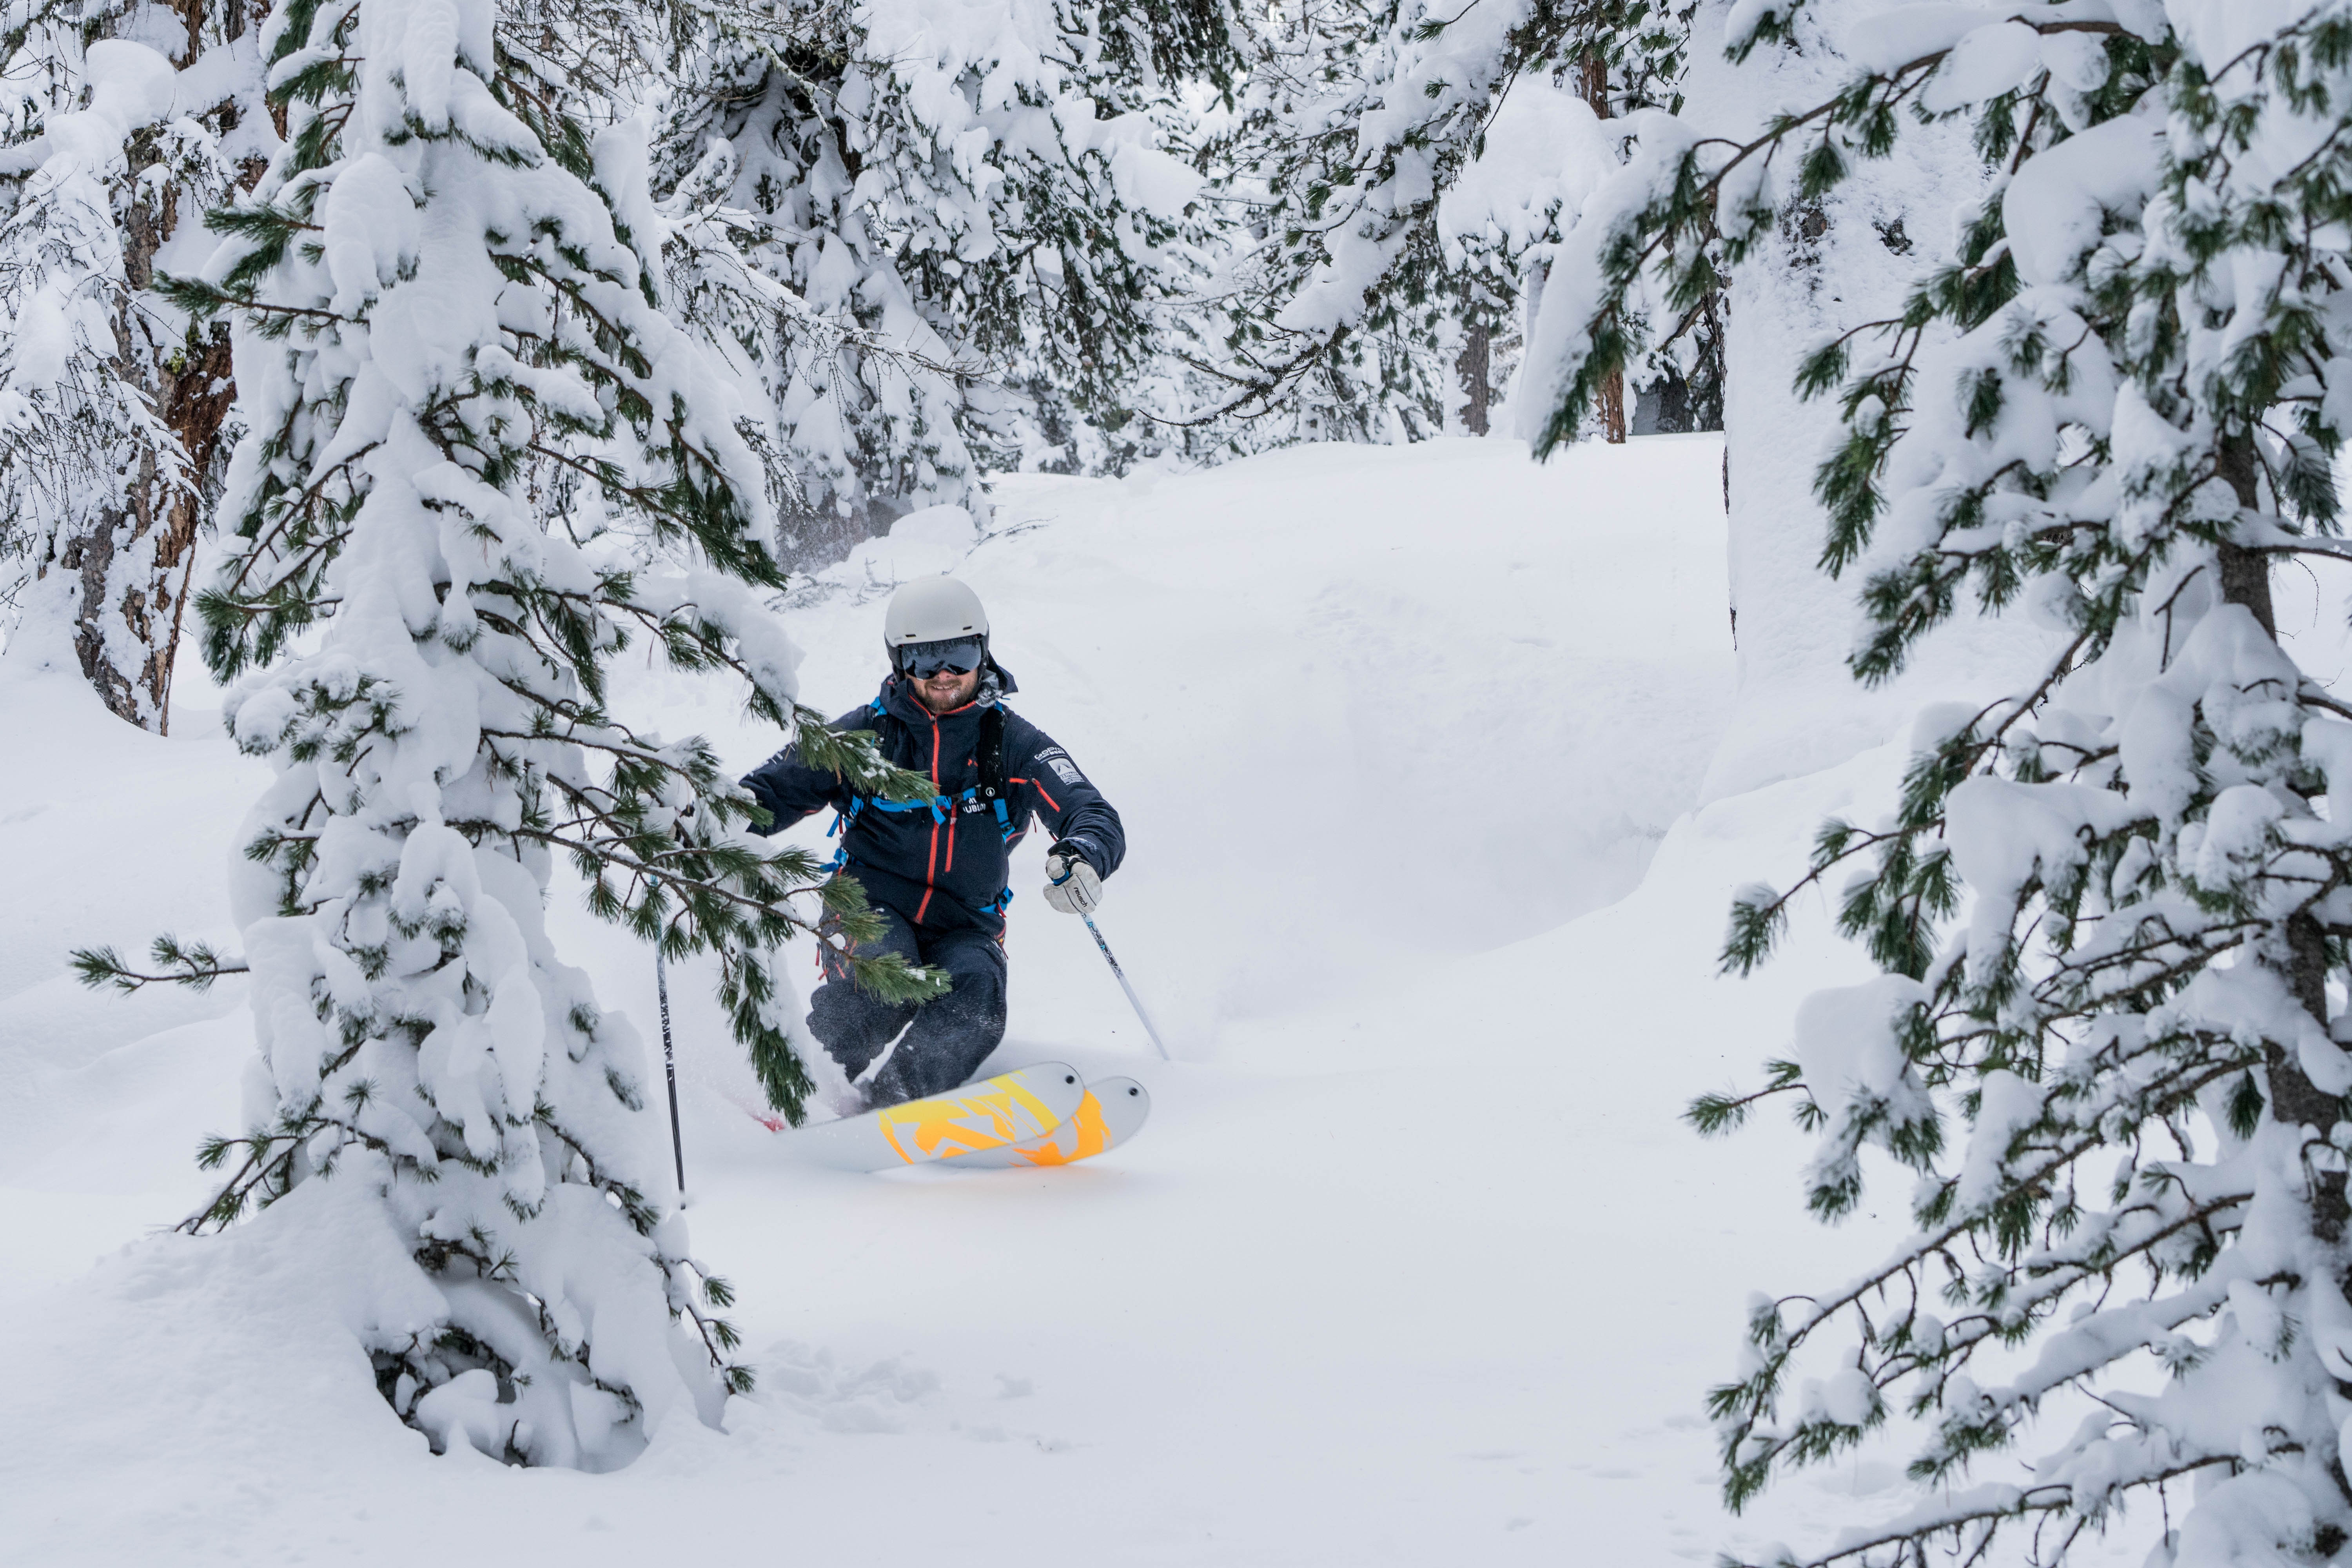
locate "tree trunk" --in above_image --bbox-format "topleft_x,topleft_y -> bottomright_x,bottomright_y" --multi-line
1592,346 -> 1626,445
1456,318 -> 1490,436
2216,429 -> 2348,1238
1579,53 -> 1626,444
49,152 -> 214,731
42,38 -> 246,734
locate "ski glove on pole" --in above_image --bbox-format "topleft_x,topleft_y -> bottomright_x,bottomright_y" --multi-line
1043,842 -> 1103,915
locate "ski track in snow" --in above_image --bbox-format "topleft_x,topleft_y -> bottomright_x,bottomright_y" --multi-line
12,436 -> 2325,1564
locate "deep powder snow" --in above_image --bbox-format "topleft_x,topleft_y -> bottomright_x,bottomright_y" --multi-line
1,436 -> 2249,1565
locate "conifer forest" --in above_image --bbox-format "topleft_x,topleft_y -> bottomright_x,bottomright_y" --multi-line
12,0 -> 2352,1563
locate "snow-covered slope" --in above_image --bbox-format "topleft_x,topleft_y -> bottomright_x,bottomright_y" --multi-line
0,436 -> 2169,1565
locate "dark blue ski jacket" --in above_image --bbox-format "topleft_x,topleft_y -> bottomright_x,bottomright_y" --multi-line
740,664 -> 1124,935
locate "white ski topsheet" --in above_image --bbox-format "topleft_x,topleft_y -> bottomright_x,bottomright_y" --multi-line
770,1063 -> 1085,1172
949,1076 -> 1150,1168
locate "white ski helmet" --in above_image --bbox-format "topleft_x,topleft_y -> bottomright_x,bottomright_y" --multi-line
883,576 -> 989,652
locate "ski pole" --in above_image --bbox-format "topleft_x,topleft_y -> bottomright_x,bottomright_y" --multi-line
1081,913 -> 1172,1061
655,947 -> 686,1196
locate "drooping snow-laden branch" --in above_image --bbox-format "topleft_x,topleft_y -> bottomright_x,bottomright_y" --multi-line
1734,1448 -> 2232,1568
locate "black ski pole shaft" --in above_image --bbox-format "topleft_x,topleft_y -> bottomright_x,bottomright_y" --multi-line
655,946 -> 686,1196
1082,913 -> 1172,1061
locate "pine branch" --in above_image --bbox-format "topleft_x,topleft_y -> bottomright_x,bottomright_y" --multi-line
70,935 -> 249,993
1686,1060 -> 1804,1136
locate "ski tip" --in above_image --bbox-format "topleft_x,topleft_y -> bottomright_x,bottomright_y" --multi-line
946,1074 -> 1150,1170
1086,1076 -> 1149,1121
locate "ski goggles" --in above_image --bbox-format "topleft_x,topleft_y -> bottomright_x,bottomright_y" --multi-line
895,635 -> 985,679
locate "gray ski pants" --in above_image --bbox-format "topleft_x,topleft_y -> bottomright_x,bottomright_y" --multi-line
810,903 -> 1007,1108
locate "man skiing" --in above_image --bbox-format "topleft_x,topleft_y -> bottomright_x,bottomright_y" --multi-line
742,577 -> 1125,1112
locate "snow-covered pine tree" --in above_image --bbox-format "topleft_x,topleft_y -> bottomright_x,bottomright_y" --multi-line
1191,0 -> 1704,452
0,0 -> 265,730
1521,0 -> 2006,798
71,0 -> 946,1468
645,0 -> 1230,527
1535,1 -> 2352,1561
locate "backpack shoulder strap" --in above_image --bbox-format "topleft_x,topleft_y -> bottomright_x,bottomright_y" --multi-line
975,706 -> 1018,909
976,705 -> 1008,800
849,695 -> 899,753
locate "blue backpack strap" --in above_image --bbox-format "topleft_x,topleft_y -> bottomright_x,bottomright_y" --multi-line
839,791 -> 956,821
827,697 -> 913,851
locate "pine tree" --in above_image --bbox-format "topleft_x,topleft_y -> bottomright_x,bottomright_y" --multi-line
1539,2 -> 2352,1561
1190,0 -> 1704,452
0,0 -> 262,730
644,0 -> 1233,530
71,0 -> 947,1468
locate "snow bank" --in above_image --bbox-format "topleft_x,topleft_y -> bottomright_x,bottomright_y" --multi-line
0,655 -> 263,1210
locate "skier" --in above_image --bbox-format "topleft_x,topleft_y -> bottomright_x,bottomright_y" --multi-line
742,577 -> 1125,1112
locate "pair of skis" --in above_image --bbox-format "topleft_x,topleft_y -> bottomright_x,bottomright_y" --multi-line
758,1063 -> 1151,1174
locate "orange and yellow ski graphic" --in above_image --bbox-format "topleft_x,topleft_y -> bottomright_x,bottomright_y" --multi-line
769,1064 -> 1086,1172
875,1073 -> 1065,1164
953,1077 -> 1151,1169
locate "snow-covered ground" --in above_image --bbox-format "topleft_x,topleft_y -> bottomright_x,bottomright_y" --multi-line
7,435 -> 2288,1565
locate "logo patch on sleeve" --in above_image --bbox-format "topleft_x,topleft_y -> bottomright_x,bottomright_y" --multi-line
1048,758 -> 1084,786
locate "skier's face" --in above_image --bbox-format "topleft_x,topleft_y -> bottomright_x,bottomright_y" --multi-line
911,664 -> 980,712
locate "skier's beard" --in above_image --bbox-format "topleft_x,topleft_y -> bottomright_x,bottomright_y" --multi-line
912,668 -> 980,711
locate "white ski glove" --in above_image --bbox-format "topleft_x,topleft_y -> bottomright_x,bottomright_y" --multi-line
1043,842 -> 1103,915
